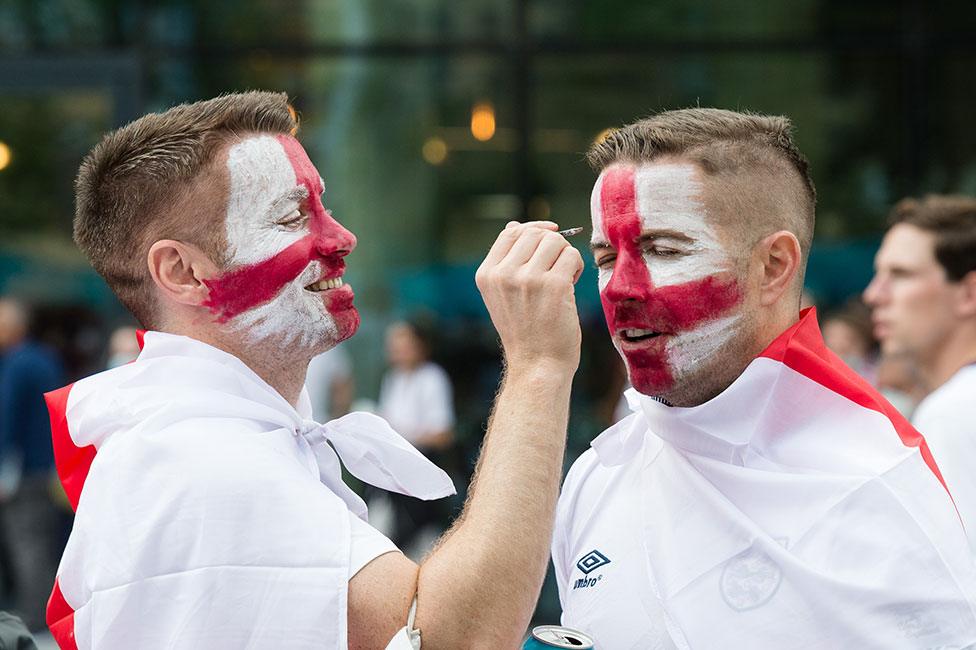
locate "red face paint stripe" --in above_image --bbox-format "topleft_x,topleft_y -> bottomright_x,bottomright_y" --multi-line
204,234 -> 314,322
600,166 -> 638,221
761,308 -> 953,501
47,577 -> 78,650
275,134 -> 330,237
45,384 -> 95,512
610,275 -> 742,332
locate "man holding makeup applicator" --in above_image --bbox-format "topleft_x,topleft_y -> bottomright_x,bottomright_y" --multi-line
551,108 -> 976,648
44,91 -> 583,649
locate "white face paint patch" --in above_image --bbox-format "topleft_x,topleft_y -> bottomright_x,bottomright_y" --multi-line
225,136 -> 306,265
666,313 -> 744,378
633,163 -> 732,287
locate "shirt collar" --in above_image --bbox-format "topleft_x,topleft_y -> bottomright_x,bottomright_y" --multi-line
593,308 -> 822,465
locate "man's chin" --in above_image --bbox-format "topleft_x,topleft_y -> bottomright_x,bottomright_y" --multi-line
332,307 -> 361,344
626,362 -> 676,397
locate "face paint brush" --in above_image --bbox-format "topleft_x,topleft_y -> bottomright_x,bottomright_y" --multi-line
558,227 -> 584,238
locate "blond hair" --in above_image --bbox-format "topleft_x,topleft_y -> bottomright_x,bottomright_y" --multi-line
589,108 -> 817,270
74,91 -> 298,327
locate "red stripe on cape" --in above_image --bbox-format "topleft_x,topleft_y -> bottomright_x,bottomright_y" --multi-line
761,308 -> 950,496
44,330 -> 147,648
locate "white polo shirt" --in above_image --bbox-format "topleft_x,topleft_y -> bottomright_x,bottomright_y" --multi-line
553,311 -> 976,649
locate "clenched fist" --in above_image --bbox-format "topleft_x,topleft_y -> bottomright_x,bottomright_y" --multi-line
476,221 -> 584,375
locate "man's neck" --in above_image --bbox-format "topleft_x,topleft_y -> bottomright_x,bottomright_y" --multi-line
235,349 -> 308,407
924,326 -> 976,391
162,320 -> 310,407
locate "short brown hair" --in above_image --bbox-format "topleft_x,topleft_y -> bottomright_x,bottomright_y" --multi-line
588,108 -> 817,275
889,195 -> 976,281
74,91 -> 298,328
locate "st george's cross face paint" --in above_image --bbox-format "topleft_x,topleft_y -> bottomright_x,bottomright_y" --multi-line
591,162 -> 744,396
202,134 -> 359,349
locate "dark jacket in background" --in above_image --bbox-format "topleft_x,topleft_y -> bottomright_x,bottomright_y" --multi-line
0,340 -> 64,475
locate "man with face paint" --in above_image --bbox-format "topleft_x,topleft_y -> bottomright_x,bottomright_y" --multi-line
864,195 -> 976,557
551,109 -> 976,648
45,92 -> 584,649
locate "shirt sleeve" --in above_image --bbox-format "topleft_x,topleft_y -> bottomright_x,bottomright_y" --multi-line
348,511 -> 399,579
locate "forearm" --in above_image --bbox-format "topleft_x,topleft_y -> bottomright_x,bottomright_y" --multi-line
415,362 -> 572,648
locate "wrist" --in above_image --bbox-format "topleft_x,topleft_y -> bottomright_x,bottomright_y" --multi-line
503,357 -> 577,388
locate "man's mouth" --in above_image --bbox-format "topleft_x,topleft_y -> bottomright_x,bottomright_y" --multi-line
620,328 -> 664,343
305,276 -> 345,292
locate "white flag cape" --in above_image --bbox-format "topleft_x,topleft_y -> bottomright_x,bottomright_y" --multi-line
558,309 -> 976,648
44,331 -> 455,649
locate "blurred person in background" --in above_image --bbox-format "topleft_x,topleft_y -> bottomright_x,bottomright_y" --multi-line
379,320 -> 455,554
552,109 -> 976,648
821,298 -> 877,382
864,195 -> 976,555
104,326 -> 141,369
875,352 -> 927,419
0,298 -> 65,632
305,343 -> 354,422
46,91 -> 584,649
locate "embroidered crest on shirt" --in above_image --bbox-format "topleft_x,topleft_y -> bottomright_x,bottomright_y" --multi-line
719,543 -> 783,611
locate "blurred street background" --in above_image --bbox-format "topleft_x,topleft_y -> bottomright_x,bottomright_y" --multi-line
1,0 -> 975,639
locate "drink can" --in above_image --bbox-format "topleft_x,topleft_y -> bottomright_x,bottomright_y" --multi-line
522,625 -> 595,649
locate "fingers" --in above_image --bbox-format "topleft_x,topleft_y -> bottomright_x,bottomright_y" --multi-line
526,230 -> 573,273
550,244 -> 585,284
480,221 -> 559,269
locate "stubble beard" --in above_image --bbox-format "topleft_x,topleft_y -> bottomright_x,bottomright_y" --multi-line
627,309 -> 760,408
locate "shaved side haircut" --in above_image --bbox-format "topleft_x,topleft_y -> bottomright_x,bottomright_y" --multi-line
588,108 -> 817,289
888,195 -> 976,282
74,91 -> 298,328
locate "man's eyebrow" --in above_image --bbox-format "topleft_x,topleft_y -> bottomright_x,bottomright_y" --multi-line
589,229 -> 696,252
638,229 -> 695,243
268,186 -> 309,218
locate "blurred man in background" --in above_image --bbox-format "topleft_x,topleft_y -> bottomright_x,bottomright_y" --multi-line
0,298 -> 64,631
553,109 -> 976,648
864,195 -> 976,554
821,299 -> 877,382
47,91 -> 583,649
104,326 -> 141,369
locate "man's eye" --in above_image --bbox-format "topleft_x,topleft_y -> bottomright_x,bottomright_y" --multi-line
645,244 -> 683,257
276,210 -> 306,231
595,255 -> 616,269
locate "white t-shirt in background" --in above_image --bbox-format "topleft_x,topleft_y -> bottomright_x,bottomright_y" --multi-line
306,345 -> 352,422
379,362 -> 455,445
912,364 -> 976,556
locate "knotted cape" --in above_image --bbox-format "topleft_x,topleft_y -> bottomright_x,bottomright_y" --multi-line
45,332 -> 454,649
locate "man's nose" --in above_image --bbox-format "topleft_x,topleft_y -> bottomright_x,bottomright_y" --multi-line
863,274 -> 884,307
602,254 -> 651,302
313,209 -> 357,256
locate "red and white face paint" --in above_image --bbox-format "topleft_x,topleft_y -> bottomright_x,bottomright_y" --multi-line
591,162 -> 743,396
203,134 -> 359,349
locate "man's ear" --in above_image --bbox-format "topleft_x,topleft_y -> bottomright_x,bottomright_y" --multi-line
147,240 -> 220,308
756,230 -> 802,307
955,269 -> 976,318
